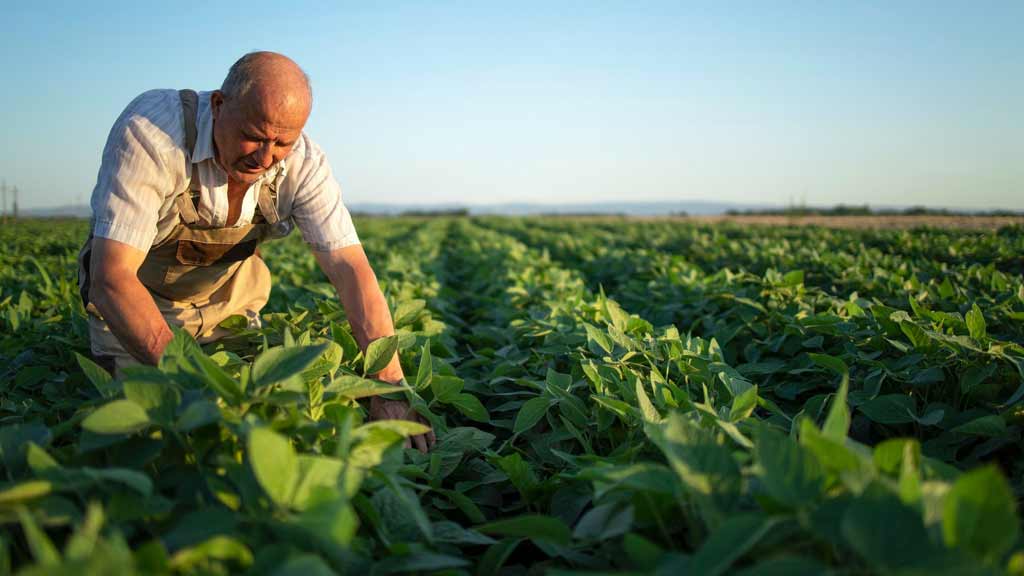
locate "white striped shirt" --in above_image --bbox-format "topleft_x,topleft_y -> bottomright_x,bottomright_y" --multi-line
90,89 -> 360,252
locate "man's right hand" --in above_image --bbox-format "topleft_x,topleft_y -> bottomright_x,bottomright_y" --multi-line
89,238 -> 173,365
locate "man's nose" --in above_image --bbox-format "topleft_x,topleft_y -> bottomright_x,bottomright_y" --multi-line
256,142 -> 274,168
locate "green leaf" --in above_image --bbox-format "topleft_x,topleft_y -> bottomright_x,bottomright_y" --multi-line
755,425 -> 824,508
733,556 -> 831,576
433,521 -> 497,545
583,322 -> 613,355
302,339 -> 343,382
291,455 -> 344,510
451,393 -> 489,422
782,269 -> 805,286
942,465 -> 1019,563
808,352 -> 849,376
74,352 -> 117,398
295,491 -> 359,548
645,414 -> 741,521
949,415 -> 1006,437
873,439 -> 921,475
175,400 -> 221,432
477,515 -> 571,545
248,427 -> 298,508
326,375 -> 408,400
841,492 -> 937,573
436,489 -> 486,524
0,481 -> 52,506
690,514 -> 778,576
822,380 -> 850,442
123,377 -> 180,425
430,375 -> 464,403
169,536 -> 253,571
636,380 -> 662,422
572,503 -> 635,541
376,552 -> 470,573
363,335 -> 399,376
159,326 -> 207,375
514,396 -> 551,434
272,554 -> 337,576
25,443 -> 58,472
477,538 -> 523,576
63,502 -> 104,561
189,351 -> 244,404
16,507 -> 60,566
623,533 -> 663,571
807,353 -> 851,440
354,419 -> 432,439
965,304 -> 987,340
858,394 -> 916,425
729,385 -> 758,422
415,340 -> 432,391
252,344 -> 329,389
799,420 -> 867,483
84,467 -> 153,495
494,453 -> 537,499
331,322 -> 361,364
392,299 -> 426,327
82,400 -> 151,435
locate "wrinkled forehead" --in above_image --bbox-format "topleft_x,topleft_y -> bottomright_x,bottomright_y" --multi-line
234,86 -> 310,131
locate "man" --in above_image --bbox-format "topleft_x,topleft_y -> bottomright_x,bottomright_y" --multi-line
78,51 -> 434,451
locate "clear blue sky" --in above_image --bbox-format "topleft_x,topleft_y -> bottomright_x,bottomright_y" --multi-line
2,1 -> 1021,210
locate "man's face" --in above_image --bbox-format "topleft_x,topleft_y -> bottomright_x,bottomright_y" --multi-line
210,90 -> 308,186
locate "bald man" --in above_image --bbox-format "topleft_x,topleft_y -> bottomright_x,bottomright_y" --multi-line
78,52 -> 434,451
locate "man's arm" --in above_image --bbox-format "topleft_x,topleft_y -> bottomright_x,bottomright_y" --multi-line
314,244 -> 435,451
89,238 -> 174,365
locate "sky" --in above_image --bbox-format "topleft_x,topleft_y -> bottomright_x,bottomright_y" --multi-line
1,1 -> 1021,211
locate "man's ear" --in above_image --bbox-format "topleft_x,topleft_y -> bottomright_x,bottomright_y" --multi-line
210,90 -> 224,119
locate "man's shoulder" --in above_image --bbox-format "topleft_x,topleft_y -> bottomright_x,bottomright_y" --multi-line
292,131 -> 323,161
110,89 -> 186,153
284,131 -> 330,173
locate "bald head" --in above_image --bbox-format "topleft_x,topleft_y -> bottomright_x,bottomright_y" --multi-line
211,52 -> 312,186
221,51 -> 312,117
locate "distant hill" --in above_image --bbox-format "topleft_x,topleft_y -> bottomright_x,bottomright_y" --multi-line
22,205 -> 93,218
21,200 -> 766,219
351,200 -> 772,216
17,200 -> 1020,219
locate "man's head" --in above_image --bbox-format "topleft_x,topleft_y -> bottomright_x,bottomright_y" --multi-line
211,52 -> 312,186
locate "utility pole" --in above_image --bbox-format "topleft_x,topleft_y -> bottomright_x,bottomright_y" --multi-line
11,186 -> 18,220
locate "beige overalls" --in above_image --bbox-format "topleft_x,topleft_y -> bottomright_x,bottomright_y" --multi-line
78,90 -> 282,375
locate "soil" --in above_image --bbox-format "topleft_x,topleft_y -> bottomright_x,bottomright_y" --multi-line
686,215 -> 1024,230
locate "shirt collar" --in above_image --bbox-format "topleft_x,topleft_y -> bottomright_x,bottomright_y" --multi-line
191,91 -> 216,164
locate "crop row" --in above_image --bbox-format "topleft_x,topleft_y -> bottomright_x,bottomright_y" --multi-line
0,218 -> 1021,574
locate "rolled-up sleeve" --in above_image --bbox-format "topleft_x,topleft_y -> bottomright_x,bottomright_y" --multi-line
290,135 -> 360,252
90,91 -> 179,252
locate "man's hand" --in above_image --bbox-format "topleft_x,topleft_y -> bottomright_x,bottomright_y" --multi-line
368,395 -> 436,453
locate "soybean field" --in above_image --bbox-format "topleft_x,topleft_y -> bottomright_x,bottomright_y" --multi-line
1,217 -> 1023,575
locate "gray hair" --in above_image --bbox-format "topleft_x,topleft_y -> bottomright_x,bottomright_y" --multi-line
221,51 -> 312,103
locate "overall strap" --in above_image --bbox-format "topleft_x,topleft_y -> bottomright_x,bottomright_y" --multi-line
256,178 -> 282,226
176,89 -> 201,225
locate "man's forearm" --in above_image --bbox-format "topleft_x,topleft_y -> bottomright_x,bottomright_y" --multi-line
91,274 -> 174,366
316,246 -> 403,381
337,268 -> 403,379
